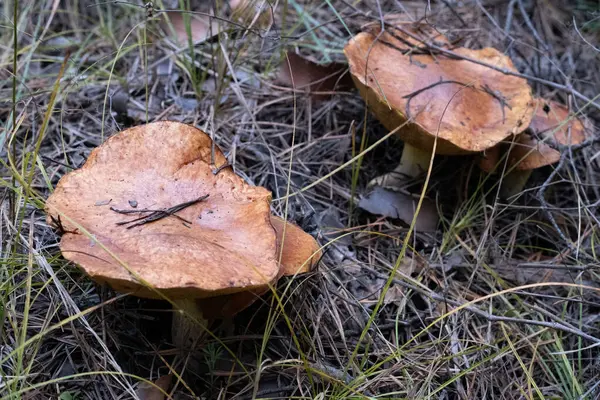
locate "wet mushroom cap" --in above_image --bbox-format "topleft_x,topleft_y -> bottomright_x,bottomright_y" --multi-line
45,121 -> 279,299
344,21 -> 535,155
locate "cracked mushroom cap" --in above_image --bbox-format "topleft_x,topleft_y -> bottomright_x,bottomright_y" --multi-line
45,121 -> 279,299
479,99 -> 587,171
344,20 -> 535,155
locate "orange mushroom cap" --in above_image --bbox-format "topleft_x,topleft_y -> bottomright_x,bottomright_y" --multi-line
45,121 -> 279,299
479,99 -> 587,171
270,215 -> 321,277
509,99 -> 587,170
344,20 -> 535,155
197,215 -> 321,318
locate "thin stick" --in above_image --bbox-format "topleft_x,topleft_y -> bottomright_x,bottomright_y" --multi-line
110,195 -> 209,229
374,21 -> 600,110
370,271 -> 600,344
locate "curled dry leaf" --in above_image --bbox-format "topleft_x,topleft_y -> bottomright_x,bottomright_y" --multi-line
135,374 -> 173,400
161,11 -> 220,45
276,52 -> 352,100
383,285 -> 405,305
344,20 -> 535,155
358,186 -> 439,232
45,121 -> 279,300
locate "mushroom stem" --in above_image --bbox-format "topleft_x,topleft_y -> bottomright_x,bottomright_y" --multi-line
370,143 -> 432,188
499,169 -> 533,199
171,298 -> 208,350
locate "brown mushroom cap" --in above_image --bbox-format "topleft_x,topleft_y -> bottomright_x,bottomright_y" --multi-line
196,215 -> 321,318
344,22 -> 535,155
479,99 -> 587,171
509,99 -> 587,170
270,215 -> 321,277
45,121 -> 279,299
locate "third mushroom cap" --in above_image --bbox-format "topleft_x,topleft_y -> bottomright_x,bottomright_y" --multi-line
479,98 -> 587,198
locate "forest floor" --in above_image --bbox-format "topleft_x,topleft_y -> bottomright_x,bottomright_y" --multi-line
1,0 -> 600,399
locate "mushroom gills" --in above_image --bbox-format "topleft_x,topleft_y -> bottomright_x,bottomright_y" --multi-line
369,143 -> 433,189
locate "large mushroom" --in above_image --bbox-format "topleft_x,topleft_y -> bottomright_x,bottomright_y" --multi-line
479,98 -> 587,198
45,121 -> 320,348
344,18 -> 535,189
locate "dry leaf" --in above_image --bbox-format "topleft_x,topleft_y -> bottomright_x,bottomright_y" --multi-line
494,263 -> 599,287
276,52 -> 352,100
161,11 -> 219,45
358,186 -> 439,232
383,284 -> 404,305
135,374 -> 172,400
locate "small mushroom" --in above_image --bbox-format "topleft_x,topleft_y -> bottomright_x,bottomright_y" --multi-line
479,99 -> 587,198
343,18 -> 535,189
45,121 -> 320,348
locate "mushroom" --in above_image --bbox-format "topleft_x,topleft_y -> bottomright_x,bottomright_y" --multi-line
196,215 -> 321,320
343,19 -> 535,189
45,121 -> 320,348
478,98 -> 587,198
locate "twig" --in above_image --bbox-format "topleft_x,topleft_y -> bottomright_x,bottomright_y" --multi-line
378,23 -> 600,111
535,152 -> 576,252
370,271 -> 600,344
49,215 -> 77,235
573,17 -> 600,53
516,0 -> 549,51
481,83 -> 511,123
114,210 -> 192,226
110,195 -> 209,229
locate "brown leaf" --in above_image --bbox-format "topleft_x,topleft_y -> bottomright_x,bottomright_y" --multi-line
276,52 -> 352,100
135,374 -> 172,400
494,262 -> 599,287
358,186 -> 439,232
383,284 -> 404,305
161,11 -> 219,45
